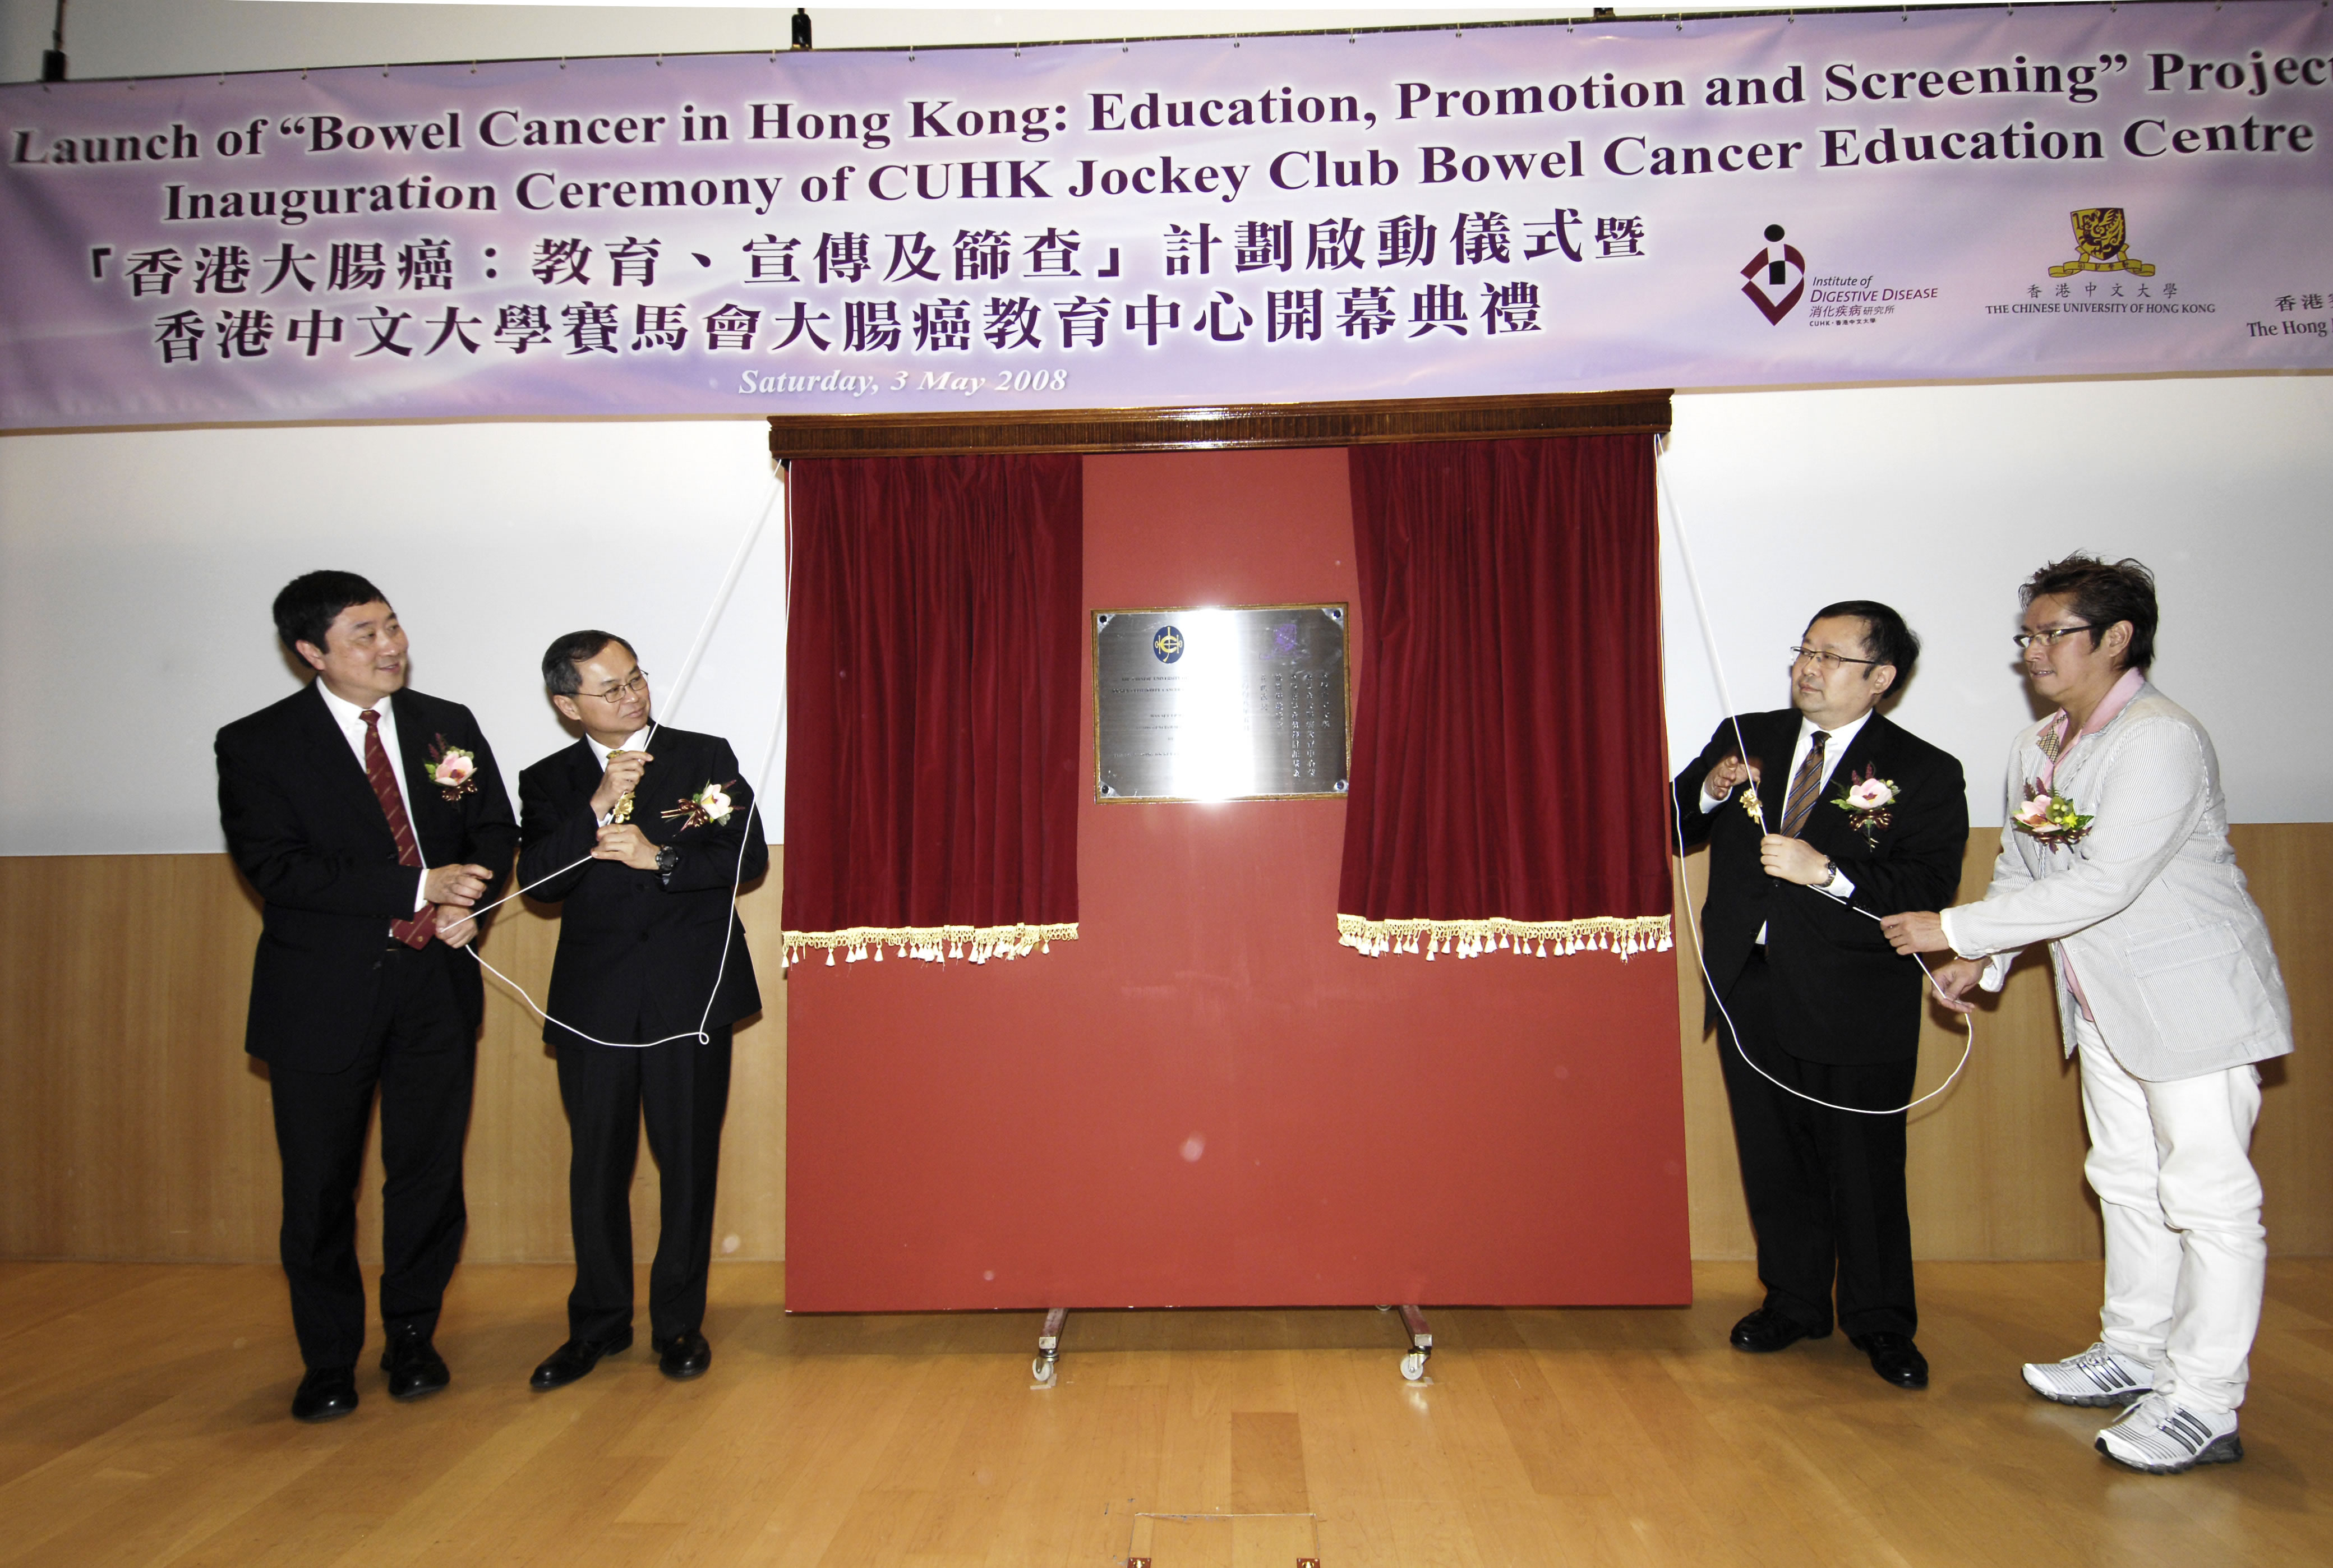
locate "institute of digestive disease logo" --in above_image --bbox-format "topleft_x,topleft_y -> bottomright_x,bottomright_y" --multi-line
1741,223 -> 1806,324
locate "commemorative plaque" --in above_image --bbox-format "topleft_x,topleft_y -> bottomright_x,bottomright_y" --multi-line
1094,605 -> 1349,802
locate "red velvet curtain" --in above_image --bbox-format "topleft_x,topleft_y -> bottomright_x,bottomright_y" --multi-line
781,454 -> 1083,963
1337,436 -> 1672,957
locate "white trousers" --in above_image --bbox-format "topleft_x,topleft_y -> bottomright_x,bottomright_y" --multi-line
2076,1013 -> 2265,1414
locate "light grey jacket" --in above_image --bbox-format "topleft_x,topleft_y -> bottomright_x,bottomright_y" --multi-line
1943,682 -> 2291,1081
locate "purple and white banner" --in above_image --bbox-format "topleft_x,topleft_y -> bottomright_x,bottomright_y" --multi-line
3,2 -> 2330,428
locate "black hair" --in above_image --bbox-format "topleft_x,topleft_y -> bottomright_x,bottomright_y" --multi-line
273,570 -> 389,655
1808,599 -> 1920,681
2020,554 -> 2158,672
542,630 -> 638,697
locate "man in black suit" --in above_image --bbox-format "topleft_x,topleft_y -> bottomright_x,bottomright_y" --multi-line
518,631 -> 767,1389
216,571 -> 517,1422
1675,601 -> 1967,1390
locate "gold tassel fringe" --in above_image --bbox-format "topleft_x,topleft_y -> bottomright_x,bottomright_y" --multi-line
1336,913 -> 1673,961
782,922 -> 1079,969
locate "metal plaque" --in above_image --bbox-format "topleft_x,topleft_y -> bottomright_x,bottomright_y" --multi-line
1094,605 -> 1349,802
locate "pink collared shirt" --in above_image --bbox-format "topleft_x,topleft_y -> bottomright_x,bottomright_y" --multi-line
2038,666 -> 2146,791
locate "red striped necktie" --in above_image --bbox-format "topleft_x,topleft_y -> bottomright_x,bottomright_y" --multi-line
361,709 -> 436,949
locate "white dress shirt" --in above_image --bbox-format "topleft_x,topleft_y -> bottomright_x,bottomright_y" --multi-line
1700,708 -> 1871,938
315,681 -> 430,914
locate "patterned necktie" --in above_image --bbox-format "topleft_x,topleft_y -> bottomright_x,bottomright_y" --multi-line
1778,730 -> 1831,837
361,709 -> 436,949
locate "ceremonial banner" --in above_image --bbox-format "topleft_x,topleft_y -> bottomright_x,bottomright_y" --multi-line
3,1 -> 2329,428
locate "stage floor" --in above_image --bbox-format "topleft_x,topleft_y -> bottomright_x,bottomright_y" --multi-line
3,1258 -> 2327,1566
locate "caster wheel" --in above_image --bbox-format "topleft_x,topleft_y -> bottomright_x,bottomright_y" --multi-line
1400,1351 -> 1427,1382
1032,1355 -> 1057,1385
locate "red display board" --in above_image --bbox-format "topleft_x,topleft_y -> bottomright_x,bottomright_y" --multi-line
785,446 -> 1690,1311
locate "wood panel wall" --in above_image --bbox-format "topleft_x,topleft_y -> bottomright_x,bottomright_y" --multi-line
0,828 -> 2322,1265
0,854 -> 786,1265
1678,824 -> 2331,1260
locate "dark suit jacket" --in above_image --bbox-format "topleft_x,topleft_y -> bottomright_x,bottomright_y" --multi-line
517,725 -> 768,1050
1674,708 -> 1968,1064
217,682 -> 518,1073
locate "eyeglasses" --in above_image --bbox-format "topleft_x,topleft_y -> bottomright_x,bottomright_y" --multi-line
582,669 -> 649,703
2012,625 -> 2096,651
1788,645 -> 1882,673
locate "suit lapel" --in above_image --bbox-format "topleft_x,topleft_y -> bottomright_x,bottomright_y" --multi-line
579,725 -> 675,837
1802,712 -> 1892,854
552,739 -> 604,844
297,682 -> 398,851
1753,711 -> 1801,831
391,690 -> 452,860
1768,711 -> 1804,777
1825,713 -> 1889,791
631,723 -> 690,841
564,738 -> 601,806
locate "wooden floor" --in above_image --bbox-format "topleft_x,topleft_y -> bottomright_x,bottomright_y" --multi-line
4,1261 -> 2329,1567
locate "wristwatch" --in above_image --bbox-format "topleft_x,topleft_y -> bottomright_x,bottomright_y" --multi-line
654,844 -> 681,884
1815,857 -> 1838,889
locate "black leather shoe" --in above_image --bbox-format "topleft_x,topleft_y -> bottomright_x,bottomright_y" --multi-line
291,1366 -> 359,1423
380,1326 -> 450,1401
1730,1307 -> 1828,1354
530,1331 -> 632,1391
1851,1332 -> 1930,1390
653,1330 -> 712,1382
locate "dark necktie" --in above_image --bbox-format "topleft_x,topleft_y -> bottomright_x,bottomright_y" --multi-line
1778,730 -> 1831,838
361,709 -> 436,949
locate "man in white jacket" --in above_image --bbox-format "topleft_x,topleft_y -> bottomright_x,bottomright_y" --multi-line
1881,554 -> 2291,1475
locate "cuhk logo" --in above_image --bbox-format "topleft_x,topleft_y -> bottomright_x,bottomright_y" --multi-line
1741,223 -> 1805,324
2050,207 -> 2155,279
1152,625 -> 1185,663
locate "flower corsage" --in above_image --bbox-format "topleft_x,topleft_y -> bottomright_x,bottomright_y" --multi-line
1828,767 -> 1897,847
425,736 -> 478,801
661,779 -> 737,831
2013,784 -> 2095,849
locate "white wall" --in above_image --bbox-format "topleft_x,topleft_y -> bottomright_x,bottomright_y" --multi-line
3,3 -> 2324,854
1660,374 -> 2333,824
0,419 -> 790,852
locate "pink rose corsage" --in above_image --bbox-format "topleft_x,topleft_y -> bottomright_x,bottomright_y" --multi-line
1827,767 -> 1897,847
2013,783 -> 2095,850
425,736 -> 478,801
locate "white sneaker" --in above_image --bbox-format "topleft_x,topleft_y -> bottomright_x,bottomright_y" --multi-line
2095,1394 -> 2243,1474
2021,1342 -> 2157,1408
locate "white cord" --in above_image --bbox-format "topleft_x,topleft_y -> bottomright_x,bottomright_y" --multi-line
662,478 -> 785,725
1656,439 -> 1972,1118
457,474 -> 790,1049
456,474 -> 782,933
459,714 -> 662,928
1655,433 -> 1761,810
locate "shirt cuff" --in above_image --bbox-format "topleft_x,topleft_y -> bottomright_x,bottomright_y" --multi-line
1981,952 -> 2015,993
1699,785 -> 1728,814
412,868 -> 431,913
1815,867 -> 1856,902
1940,905 -> 1991,961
